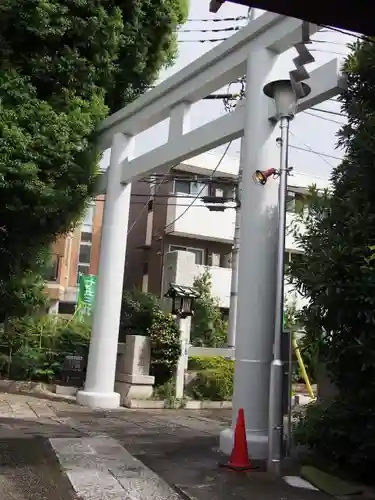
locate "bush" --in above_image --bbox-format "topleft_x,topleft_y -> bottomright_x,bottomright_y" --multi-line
293,398 -> 375,482
148,310 -> 181,386
0,315 -> 91,382
187,356 -> 234,401
189,366 -> 233,401
191,270 -> 227,347
120,288 -> 181,386
188,355 -> 234,371
119,288 -> 159,339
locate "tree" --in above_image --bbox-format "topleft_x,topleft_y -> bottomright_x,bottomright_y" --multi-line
0,249 -> 49,324
290,39 -> 375,478
0,0 -> 188,310
191,270 -> 227,347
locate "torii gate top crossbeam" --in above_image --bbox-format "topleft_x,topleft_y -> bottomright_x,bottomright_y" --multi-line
94,12 -> 347,193
97,13 -> 318,151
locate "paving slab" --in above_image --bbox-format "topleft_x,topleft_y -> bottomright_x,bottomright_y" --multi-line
0,436 -> 79,500
51,436 -> 182,500
0,393 -> 333,500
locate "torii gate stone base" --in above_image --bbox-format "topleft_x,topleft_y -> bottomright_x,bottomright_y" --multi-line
76,12 -> 345,460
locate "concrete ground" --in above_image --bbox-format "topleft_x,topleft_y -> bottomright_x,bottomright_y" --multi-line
0,393 -> 329,500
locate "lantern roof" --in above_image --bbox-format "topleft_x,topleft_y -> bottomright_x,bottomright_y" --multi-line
164,284 -> 200,299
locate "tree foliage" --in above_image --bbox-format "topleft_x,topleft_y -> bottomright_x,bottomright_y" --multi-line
0,249 -> 49,323
290,39 -> 375,477
0,0 -> 188,311
191,270 -> 227,347
119,288 -> 181,385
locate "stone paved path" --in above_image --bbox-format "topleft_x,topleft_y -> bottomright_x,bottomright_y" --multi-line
0,393 -> 330,500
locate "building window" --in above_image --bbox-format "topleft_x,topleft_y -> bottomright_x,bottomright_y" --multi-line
77,264 -> 90,282
208,252 -> 221,267
58,302 -> 76,315
80,231 -> 92,243
290,251 -> 303,263
286,191 -> 310,214
286,191 -> 296,213
82,203 -> 95,231
295,193 -> 309,215
284,251 -> 303,271
45,254 -> 60,282
77,203 -> 95,282
169,245 -> 204,265
174,180 -> 208,197
78,244 -> 91,265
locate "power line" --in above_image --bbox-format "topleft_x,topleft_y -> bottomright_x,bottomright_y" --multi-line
311,107 -> 347,118
291,144 -> 342,163
178,37 -> 228,43
186,16 -> 247,22
310,48 -> 348,57
303,110 -> 345,125
320,25 -> 373,44
312,39 -> 351,47
164,141 -> 233,232
126,173 -> 170,235
289,131 -> 342,167
177,26 -> 243,33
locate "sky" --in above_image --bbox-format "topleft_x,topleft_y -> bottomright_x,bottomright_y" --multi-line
129,0 -> 357,184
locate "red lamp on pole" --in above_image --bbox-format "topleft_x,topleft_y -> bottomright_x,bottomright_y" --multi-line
252,168 -> 277,186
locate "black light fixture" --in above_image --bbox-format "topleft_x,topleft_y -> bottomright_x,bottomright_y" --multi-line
252,168 -> 278,186
164,284 -> 200,318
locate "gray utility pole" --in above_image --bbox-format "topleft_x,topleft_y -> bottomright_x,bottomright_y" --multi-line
226,6 -> 255,349
263,79 -> 311,474
226,161 -> 242,348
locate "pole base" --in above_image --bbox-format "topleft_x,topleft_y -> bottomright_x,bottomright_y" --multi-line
219,462 -> 258,472
76,390 -> 121,409
220,427 -> 268,460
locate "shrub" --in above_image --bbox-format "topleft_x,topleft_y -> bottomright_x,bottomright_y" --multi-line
148,310 -> 181,386
191,270 -> 227,347
187,356 -> 234,401
188,355 -> 234,371
119,288 -> 159,339
0,315 -> 91,382
293,398 -> 375,482
120,288 -> 181,386
188,365 -> 233,401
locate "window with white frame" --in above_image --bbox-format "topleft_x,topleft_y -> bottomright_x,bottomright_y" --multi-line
169,245 -> 205,265
77,203 -> 95,282
286,190 -> 310,215
284,250 -> 303,271
173,180 -> 209,197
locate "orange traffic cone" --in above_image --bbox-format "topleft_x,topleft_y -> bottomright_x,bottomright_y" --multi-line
220,408 -> 254,471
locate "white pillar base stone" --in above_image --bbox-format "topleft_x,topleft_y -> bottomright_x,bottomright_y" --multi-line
76,390 -> 121,409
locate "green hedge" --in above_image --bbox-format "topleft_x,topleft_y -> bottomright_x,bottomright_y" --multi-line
187,356 -> 234,401
0,315 -> 91,382
188,355 -> 234,371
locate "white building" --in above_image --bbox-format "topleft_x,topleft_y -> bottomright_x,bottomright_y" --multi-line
123,151 -> 329,313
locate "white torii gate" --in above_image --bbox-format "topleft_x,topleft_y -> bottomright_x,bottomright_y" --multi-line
76,11 -> 345,460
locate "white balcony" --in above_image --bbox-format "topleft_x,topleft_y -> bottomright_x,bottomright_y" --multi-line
163,250 -> 307,311
163,250 -> 231,308
166,195 -> 235,243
